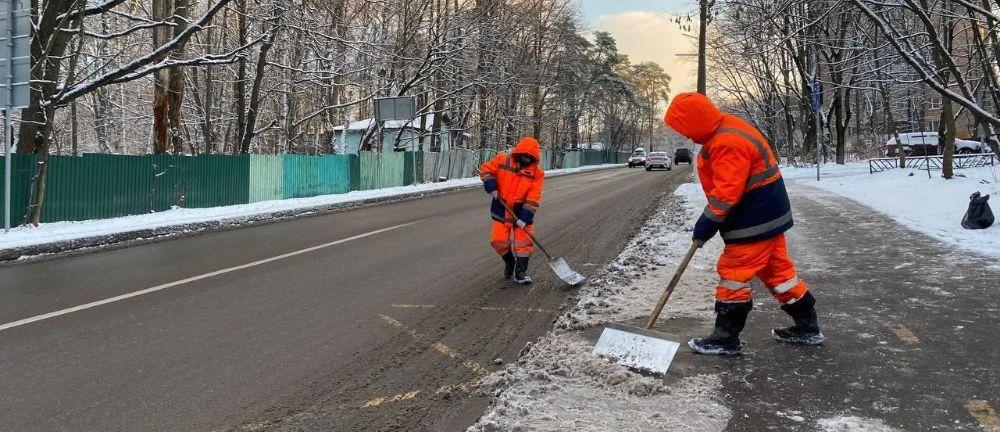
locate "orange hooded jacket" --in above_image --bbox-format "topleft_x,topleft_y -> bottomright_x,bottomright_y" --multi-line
665,92 -> 793,243
480,137 -> 545,224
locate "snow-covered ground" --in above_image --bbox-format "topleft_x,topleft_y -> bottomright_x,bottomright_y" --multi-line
0,164 -> 622,253
470,182 -> 732,431
784,162 -> 1000,259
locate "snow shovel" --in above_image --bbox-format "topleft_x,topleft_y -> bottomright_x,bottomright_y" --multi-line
592,240 -> 702,375
497,199 -> 586,286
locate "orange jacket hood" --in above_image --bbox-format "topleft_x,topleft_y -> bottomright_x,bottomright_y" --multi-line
664,92 -> 724,144
511,136 -> 542,163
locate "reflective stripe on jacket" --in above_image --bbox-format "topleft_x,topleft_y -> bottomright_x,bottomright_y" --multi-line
665,92 -> 793,243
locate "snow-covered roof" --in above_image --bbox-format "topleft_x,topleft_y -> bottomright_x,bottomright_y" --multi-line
333,114 -> 441,132
578,142 -> 605,150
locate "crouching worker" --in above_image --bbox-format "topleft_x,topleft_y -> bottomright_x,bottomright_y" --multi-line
479,137 -> 545,285
664,92 -> 825,355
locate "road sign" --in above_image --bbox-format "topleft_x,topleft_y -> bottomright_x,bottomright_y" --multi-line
0,0 -> 30,108
811,80 -> 822,110
375,97 -> 415,122
2,0 -> 30,233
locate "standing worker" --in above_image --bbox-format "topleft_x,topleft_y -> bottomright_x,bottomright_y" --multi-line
479,136 -> 545,285
664,92 -> 825,355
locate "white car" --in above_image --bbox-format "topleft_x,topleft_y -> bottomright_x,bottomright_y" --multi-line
628,148 -> 646,168
885,132 -> 983,156
953,138 -> 985,153
645,152 -> 672,171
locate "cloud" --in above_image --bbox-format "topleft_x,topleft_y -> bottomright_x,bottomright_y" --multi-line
593,11 -> 698,97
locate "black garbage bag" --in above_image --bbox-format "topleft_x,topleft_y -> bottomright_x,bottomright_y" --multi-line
961,192 -> 994,229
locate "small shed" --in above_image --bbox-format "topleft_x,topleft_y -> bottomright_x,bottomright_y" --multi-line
332,114 -> 454,154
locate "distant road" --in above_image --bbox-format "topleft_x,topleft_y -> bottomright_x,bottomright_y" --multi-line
0,165 -> 690,431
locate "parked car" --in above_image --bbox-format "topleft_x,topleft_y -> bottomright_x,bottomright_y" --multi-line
628,148 -> 647,168
953,138 -> 985,154
885,132 -> 936,156
645,152 -> 672,171
674,148 -> 693,165
884,132 -> 984,156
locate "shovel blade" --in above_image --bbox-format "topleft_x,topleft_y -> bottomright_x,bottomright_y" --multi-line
548,257 -> 586,286
592,323 -> 681,375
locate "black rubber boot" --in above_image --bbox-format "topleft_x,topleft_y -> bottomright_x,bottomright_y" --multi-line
502,252 -> 515,280
513,257 -> 532,285
772,292 -> 825,345
689,301 -> 752,355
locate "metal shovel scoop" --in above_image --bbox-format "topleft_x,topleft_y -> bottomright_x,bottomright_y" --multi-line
592,240 -> 701,375
497,199 -> 586,286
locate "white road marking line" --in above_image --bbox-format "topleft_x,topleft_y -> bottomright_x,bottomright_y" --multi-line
0,221 -> 422,333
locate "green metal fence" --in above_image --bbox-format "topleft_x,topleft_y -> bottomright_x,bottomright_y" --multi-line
0,149 -> 629,225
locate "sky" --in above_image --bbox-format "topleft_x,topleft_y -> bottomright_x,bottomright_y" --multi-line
579,0 -> 698,96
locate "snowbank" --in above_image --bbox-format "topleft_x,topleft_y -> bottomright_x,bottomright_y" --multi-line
816,416 -> 900,432
558,183 -> 721,329
0,164 -> 622,253
782,162 -> 872,180
785,163 -> 1000,259
470,182 -> 731,432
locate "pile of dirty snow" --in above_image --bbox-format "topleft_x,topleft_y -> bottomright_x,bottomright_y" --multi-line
469,182 -> 731,432
558,182 -> 721,329
472,333 -> 728,431
816,415 -> 900,432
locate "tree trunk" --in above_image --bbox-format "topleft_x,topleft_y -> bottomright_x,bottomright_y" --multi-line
235,0 -> 248,154
70,100 -> 78,156
151,0 -> 191,154
240,11 -> 281,152
941,99 -> 956,179
152,0 -> 172,153
833,88 -> 848,164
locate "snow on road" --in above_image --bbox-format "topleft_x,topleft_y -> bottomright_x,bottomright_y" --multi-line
816,416 -> 900,432
470,182 -> 731,432
784,163 -> 1000,259
0,164 -> 622,253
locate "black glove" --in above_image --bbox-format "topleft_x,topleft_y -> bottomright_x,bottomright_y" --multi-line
693,214 -> 720,243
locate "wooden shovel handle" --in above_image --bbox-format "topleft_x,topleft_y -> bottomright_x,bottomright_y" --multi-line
644,240 -> 702,330
496,198 -> 554,260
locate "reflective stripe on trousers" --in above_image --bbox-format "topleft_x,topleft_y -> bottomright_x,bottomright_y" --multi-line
715,233 -> 808,305
490,220 -> 533,257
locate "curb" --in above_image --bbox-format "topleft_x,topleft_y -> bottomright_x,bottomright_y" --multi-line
0,165 -> 624,264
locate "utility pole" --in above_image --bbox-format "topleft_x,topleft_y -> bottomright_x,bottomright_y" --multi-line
697,0 -> 714,95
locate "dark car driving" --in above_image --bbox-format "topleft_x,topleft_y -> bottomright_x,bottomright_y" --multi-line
674,148 -> 692,165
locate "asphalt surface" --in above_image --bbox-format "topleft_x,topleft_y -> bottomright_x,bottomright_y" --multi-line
0,165 -> 690,432
666,181 -> 1000,431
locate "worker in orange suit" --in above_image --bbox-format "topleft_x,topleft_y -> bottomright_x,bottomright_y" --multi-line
664,92 -> 824,355
479,136 -> 545,285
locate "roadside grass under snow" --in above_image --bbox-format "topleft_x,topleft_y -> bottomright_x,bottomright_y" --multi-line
469,182 -> 731,432
0,164 -> 621,252
784,162 -> 1000,259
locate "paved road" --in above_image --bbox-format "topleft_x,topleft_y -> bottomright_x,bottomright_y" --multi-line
667,181 -> 1000,431
0,166 -> 690,432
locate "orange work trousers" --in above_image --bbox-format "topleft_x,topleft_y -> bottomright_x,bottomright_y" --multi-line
491,221 -> 533,257
715,233 -> 809,305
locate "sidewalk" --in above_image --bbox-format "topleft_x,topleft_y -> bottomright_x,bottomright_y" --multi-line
471,178 -> 1000,431
676,181 -> 1000,431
